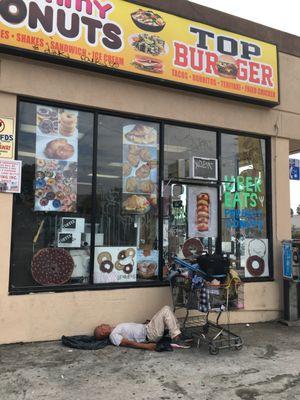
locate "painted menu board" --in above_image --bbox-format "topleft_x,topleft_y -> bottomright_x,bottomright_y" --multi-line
34,105 -> 78,212
0,1 -> 278,105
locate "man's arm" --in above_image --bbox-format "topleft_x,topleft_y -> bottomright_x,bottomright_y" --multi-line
120,338 -> 156,351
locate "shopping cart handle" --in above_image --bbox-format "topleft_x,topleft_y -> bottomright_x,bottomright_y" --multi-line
173,256 -> 226,280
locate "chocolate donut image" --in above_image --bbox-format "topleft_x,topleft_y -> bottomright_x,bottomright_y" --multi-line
246,255 -> 265,277
123,264 -> 133,274
182,238 -> 203,258
100,260 -> 114,273
46,191 -> 55,200
1,0 -> 27,25
118,250 -> 127,260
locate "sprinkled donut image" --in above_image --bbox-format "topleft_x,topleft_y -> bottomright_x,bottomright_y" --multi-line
31,248 -> 74,286
34,160 -> 77,212
37,106 -> 59,135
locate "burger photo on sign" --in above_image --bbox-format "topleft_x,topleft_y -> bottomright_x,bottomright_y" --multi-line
216,55 -> 238,79
132,55 -> 163,74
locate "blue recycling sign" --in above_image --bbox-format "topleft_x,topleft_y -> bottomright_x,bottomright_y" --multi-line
282,241 -> 293,279
289,159 -> 300,180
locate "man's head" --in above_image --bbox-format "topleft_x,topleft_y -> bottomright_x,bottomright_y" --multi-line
94,324 -> 113,340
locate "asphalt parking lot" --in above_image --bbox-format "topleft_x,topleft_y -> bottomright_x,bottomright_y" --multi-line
1,322 -> 300,400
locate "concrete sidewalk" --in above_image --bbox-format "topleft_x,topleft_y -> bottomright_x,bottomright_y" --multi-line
1,322 -> 300,400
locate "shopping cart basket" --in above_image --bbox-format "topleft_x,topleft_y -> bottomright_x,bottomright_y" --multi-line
169,256 -> 244,355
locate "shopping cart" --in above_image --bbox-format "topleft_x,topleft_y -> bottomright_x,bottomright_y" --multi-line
169,256 -> 244,355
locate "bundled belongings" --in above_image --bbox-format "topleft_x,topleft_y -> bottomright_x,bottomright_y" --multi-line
61,335 -> 109,350
197,253 -> 230,279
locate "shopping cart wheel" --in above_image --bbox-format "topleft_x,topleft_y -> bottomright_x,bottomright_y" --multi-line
208,343 -> 219,355
234,337 -> 243,350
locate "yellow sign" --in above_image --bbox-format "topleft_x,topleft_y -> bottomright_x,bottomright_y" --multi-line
0,1 -> 279,105
0,117 -> 15,159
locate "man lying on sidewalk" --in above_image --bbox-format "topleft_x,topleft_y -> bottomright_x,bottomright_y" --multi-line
94,306 -> 192,351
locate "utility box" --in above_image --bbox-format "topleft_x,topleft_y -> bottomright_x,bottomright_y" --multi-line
282,240 -> 300,324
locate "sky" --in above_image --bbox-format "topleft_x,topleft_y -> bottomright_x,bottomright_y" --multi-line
190,1 -> 300,213
188,0 -> 300,36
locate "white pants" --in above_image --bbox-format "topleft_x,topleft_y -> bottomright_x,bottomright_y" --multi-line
146,306 -> 181,342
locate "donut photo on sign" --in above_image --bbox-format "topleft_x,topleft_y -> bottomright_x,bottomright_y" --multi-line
244,238 -> 269,278
188,186 -> 218,238
94,247 -> 137,284
196,193 -> 210,232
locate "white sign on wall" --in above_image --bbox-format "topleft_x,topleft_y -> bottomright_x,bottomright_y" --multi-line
0,159 -> 22,193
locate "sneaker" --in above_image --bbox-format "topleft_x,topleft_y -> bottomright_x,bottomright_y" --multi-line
171,339 -> 192,349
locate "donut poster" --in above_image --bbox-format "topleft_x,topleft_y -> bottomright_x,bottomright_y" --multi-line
94,247 -> 137,284
34,105 -> 79,212
188,186 -> 218,238
137,249 -> 158,280
244,238 -> 269,278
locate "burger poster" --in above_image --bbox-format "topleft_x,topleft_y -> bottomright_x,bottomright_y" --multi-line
0,1 -> 278,104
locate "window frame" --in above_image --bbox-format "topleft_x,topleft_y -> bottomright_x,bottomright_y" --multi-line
9,96 -> 273,295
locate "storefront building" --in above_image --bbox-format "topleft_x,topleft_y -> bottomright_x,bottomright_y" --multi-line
0,0 -> 299,344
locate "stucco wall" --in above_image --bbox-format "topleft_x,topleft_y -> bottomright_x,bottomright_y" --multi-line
0,51 -> 297,344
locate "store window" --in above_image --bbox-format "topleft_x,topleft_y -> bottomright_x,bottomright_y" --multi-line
220,134 -> 269,279
95,115 -> 159,283
163,125 -> 217,268
10,101 -> 272,293
10,101 -> 94,288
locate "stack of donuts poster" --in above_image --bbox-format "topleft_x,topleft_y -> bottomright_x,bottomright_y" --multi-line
122,124 -> 158,214
188,186 -> 218,238
94,247 -> 137,283
34,105 -> 79,212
